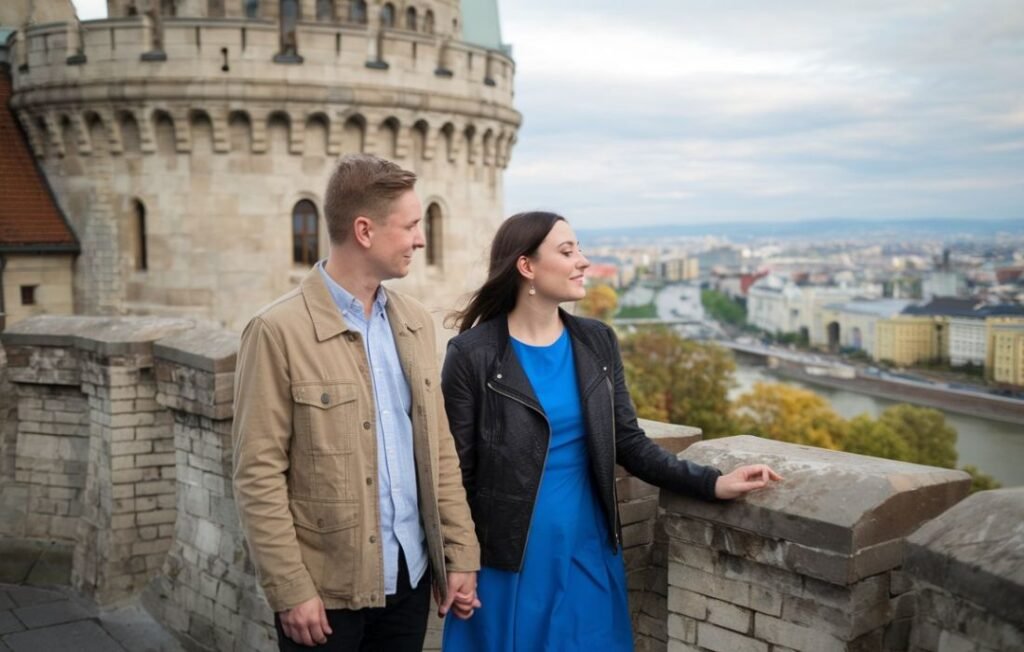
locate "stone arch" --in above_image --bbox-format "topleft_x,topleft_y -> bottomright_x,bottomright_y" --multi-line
34,116 -> 53,159
228,110 -> 253,152
404,5 -> 417,30
117,110 -> 141,153
827,321 -> 841,353
304,112 -> 329,157
378,117 -> 400,158
463,124 -> 476,164
189,110 -> 215,154
440,121 -> 455,162
60,114 -> 78,158
267,111 -> 291,153
410,119 -> 429,162
84,111 -> 107,155
380,2 -> 395,28
152,109 -> 176,155
481,128 -> 494,166
423,200 -> 444,267
131,198 -> 149,271
423,8 -> 434,33
341,113 -> 366,153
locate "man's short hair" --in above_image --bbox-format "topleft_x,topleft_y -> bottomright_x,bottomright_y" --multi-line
324,154 -> 418,244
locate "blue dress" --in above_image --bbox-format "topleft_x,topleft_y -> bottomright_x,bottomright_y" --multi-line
442,329 -> 633,652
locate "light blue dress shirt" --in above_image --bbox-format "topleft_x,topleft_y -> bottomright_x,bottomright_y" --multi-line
319,263 -> 428,594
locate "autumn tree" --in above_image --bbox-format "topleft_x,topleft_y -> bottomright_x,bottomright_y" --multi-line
620,327 -> 736,438
875,404 -> 958,469
842,414 -> 911,461
578,284 -> 619,323
731,382 -> 846,450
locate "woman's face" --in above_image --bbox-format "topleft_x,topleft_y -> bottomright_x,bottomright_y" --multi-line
527,220 -> 590,303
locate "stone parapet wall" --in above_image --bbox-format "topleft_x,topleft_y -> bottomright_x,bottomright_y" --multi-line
660,436 -> 971,652
904,488 -> 1023,652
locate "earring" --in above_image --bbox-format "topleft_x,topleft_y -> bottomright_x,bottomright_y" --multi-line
528,284 -> 536,296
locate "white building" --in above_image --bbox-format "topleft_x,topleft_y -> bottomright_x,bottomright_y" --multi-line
816,299 -> 912,353
747,276 -> 878,342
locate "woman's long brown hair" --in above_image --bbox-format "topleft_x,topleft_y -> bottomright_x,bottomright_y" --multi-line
449,211 -> 566,333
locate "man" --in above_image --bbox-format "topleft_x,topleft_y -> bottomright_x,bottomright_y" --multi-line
232,154 -> 480,650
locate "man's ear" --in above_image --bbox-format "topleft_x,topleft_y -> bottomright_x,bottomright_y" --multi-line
516,255 -> 535,281
353,216 -> 374,249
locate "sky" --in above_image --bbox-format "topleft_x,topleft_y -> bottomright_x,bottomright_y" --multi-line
72,0 -> 1024,229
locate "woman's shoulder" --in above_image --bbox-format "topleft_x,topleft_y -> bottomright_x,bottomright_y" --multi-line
447,317 -> 503,352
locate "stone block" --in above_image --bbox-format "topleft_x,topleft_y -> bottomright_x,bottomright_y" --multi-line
667,613 -> 697,643
755,612 -> 846,652
697,621 -> 769,652
668,587 -> 708,620
706,597 -> 752,633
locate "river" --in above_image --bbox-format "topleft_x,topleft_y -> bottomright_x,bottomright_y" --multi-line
732,362 -> 1024,487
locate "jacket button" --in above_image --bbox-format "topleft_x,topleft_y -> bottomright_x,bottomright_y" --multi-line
366,477 -> 373,485
320,393 -> 330,405
424,378 -> 431,387
363,421 -> 371,430
317,518 -> 325,528
345,332 -> 356,341
496,373 -> 502,380
370,593 -> 378,601
369,535 -> 377,544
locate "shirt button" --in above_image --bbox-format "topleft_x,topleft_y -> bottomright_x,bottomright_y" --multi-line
320,393 -> 330,405
366,477 -> 373,485
369,535 -> 377,544
363,421 -> 371,430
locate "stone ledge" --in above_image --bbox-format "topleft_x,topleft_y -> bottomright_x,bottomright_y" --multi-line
152,328 -> 238,374
2,316 -> 194,357
905,487 -> 1024,631
662,435 -> 970,584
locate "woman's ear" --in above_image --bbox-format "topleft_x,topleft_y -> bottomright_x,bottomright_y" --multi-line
516,255 -> 535,281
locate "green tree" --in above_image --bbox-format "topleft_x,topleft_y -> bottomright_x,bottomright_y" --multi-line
578,284 -> 619,322
620,328 -> 737,439
701,290 -> 747,326
732,382 -> 846,450
842,414 -> 911,461
876,404 -> 958,469
960,465 -> 1001,494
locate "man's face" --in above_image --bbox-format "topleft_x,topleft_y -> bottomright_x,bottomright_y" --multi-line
367,190 -> 425,281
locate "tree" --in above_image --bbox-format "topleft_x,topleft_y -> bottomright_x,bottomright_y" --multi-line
732,382 -> 846,450
876,404 -> 958,469
578,284 -> 618,323
842,414 -> 911,461
620,327 -> 737,439
960,465 -> 1001,494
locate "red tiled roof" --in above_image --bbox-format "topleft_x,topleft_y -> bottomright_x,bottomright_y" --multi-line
0,66 -> 78,251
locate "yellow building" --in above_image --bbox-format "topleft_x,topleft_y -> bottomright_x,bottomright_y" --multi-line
986,322 -> 1024,387
874,315 -> 947,366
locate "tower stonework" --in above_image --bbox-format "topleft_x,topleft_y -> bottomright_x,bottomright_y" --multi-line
9,0 -> 519,330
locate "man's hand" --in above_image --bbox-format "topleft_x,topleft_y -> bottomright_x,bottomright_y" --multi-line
278,596 -> 332,647
714,464 -> 782,500
433,571 -> 481,620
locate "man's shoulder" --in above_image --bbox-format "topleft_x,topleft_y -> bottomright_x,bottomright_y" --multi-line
247,287 -> 306,331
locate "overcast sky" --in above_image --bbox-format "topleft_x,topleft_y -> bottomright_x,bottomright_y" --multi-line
73,0 -> 1024,228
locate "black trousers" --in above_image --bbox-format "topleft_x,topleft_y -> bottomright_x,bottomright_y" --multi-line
275,550 -> 432,651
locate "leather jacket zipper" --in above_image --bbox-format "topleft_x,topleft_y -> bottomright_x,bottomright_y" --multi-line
607,375 -> 621,549
486,380 -> 551,571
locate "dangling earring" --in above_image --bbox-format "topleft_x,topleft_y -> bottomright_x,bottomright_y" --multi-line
528,284 -> 536,296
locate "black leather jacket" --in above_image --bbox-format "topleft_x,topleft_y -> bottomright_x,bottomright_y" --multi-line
441,311 -> 721,571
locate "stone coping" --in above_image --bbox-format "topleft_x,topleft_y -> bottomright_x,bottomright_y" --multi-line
152,328 -> 239,374
905,487 -> 1024,630
2,316 -> 194,356
663,435 -> 970,558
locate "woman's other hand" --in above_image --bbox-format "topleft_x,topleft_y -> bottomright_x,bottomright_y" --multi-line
714,464 -> 782,500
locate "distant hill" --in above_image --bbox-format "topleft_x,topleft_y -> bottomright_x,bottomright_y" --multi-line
577,218 -> 1024,244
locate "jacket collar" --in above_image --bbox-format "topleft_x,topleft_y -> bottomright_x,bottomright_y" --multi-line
300,266 -> 423,342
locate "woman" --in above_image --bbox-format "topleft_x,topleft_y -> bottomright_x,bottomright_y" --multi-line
441,212 -> 780,651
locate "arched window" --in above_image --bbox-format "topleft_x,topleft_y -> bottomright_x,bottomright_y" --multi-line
423,9 -> 434,34
208,0 -> 225,17
280,0 -> 299,56
380,2 -> 395,28
244,0 -> 260,18
161,0 -> 176,15
424,203 -> 442,267
404,6 -> 417,30
292,200 -> 319,266
348,0 -> 367,24
134,200 -> 148,271
316,0 -> 333,21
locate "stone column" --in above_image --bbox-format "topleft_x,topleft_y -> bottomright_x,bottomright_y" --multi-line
143,328 -> 277,652
660,435 -> 970,652
904,487 -> 1023,652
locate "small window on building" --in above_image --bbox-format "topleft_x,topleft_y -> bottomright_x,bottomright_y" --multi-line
280,0 -> 300,56
423,9 -> 434,34
208,0 -> 225,17
380,3 -> 395,28
424,202 -> 442,267
20,285 -> 37,306
349,0 -> 367,24
316,0 -> 334,21
292,200 -> 320,266
161,0 -> 176,15
244,0 -> 260,18
134,200 -> 149,271
405,6 -> 417,30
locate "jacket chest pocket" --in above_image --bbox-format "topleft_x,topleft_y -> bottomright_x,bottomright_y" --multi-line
292,381 -> 359,453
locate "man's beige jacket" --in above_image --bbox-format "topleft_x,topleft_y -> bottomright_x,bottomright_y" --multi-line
232,267 -> 479,612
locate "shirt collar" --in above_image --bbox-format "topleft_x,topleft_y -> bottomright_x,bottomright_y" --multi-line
318,261 -> 388,318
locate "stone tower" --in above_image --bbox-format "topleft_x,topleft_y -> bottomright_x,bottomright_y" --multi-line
7,0 -> 519,330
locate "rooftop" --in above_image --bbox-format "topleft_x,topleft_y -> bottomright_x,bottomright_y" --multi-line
824,299 -> 913,317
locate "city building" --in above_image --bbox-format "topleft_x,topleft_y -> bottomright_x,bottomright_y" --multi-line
987,322 -> 1024,387
0,62 -> 79,329
875,315 -> 946,367
817,299 -> 911,354
3,0 -> 520,331
748,276 -> 875,344
656,256 -> 698,282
